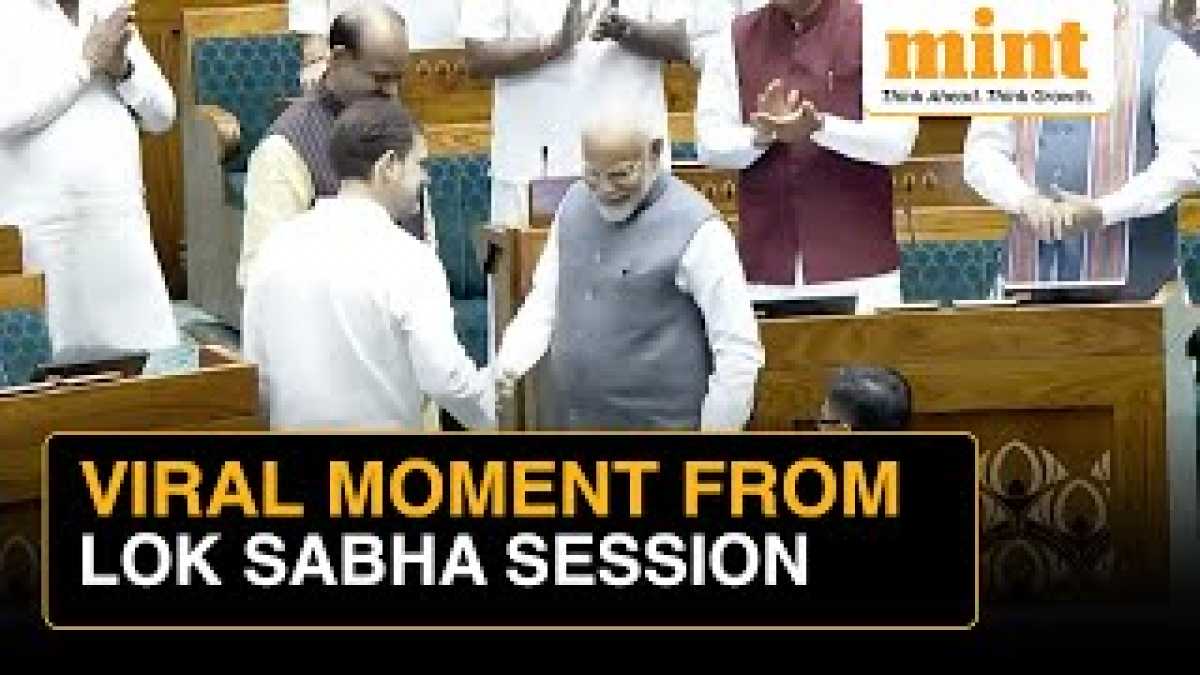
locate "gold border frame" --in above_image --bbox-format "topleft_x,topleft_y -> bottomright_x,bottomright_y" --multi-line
41,431 -> 981,632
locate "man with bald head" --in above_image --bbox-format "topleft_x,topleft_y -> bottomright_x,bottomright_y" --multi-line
238,0 -> 416,287
495,115 -> 765,431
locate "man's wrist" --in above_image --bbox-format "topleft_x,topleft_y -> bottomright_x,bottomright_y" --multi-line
117,59 -> 134,83
752,125 -> 776,148
539,34 -> 562,64
610,16 -> 634,43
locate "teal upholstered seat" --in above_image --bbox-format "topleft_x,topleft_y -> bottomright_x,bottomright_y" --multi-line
1181,236 -> 1200,301
428,153 -> 492,366
0,309 -> 52,387
900,240 -> 1001,304
672,142 -> 699,162
192,35 -> 303,207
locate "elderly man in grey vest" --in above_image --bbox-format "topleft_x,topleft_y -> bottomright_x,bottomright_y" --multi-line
495,113 -> 765,431
964,0 -> 1200,301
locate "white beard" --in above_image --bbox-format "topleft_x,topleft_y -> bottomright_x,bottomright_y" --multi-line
592,171 -> 658,223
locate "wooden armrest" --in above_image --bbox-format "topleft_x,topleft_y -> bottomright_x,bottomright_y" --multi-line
196,104 -> 242,164
477,227 -> 507,275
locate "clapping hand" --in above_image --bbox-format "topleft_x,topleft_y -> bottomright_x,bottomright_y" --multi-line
495,366 -> 520,419
591,4 -> 631,41
546,0 -> 596,60
1051,186 -> 1105,237
750,79 -> 823,145
1018,188 -> 1106,241
84,1 -> 135,80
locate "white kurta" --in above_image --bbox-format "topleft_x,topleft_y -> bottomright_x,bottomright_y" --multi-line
0,0 -> 179,356
459,0 -> 688,227
687,0 -> 767,68
963,40 -> 1200,227
242,196 -> 496,432
289,0 -> 464,49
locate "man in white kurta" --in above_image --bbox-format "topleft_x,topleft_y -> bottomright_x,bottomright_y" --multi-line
963,6 -> 1200,298
687,0 -> 766,69
460,0 -> 691,230
290,0 -> 464,88
0,0 -> 179,357
243,98 -> 495,431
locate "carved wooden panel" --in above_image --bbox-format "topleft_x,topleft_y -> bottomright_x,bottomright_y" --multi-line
919,410 -> 1117,601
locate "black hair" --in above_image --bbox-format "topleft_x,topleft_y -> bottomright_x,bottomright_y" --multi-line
330,97 -> 417,181
826,366 -> 913,431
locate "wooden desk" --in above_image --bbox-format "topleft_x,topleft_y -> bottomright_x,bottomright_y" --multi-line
493,222 -> 1200,599
755,289 -> 1200,599
0,344 -> 265,609
0,227 -> 20,276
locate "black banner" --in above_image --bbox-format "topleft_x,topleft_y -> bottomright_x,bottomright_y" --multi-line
43,432 -> 977,629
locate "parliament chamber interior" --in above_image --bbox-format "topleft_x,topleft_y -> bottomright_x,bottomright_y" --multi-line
2,0 -> 1200,628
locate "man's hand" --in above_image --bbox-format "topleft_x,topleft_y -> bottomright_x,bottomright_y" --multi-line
102,26 -> 134,80
83,2 -> 133,78
591,5 -> 631,41
1018,194 -> 1066,241
767,100 -> 823,144
546,0 -> 595,61
299,34 -> 331,92
750,80 -> 823,145
495,366 -> 520,419
1052,186 -> 1106,237
749,79 -> 797,145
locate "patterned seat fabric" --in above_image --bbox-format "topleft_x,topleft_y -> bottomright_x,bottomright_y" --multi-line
0,309 -> 52,387
192,35 -> 303,205
901,240 -> 1002,304
428,153 -> 492,366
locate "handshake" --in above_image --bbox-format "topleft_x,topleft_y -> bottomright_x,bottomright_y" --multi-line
1018,187 -> 1107,241
493,365 -> 521,419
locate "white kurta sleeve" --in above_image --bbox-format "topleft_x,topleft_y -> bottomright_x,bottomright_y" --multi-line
811,114 -> 918,167
495,221 -> 560,379
695,24 -> 767,170
686,0 -> 735,69
290,0 -> 333,35
1096,42 -> 1200,225
459,0 -> 508,40
399,249 -> 498,430
114,28 -> 176,135
650,0 -> 692,23
676,217 -> 765,431
239,135 -> 317,287
962,117 -> 1037,215
0,19 -> 92,139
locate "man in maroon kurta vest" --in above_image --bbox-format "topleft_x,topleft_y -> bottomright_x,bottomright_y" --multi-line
696,0 -> 919,313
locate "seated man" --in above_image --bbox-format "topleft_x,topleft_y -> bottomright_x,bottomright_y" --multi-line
495,112 -> 765,431
818,366 -> 912,432
242,98 -> 495,431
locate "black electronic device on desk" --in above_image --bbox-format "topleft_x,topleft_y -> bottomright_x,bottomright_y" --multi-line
753,296 -> 858,319
1003,280 -> 1126,305
28,348 -> 149,384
